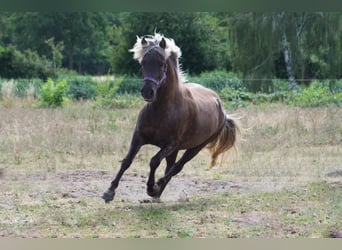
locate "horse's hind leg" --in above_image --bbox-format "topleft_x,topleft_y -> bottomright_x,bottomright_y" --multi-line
146,146 -> 176,197
165,150 -> 178,175
102,132 -> 142,203
151,145 -> 205,198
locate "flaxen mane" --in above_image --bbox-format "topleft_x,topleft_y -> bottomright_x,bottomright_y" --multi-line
129,33 -> 186,83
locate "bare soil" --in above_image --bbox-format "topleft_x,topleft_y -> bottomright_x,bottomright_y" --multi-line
1,168 -> 304,206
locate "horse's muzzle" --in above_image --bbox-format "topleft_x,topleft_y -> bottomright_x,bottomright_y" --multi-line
141,84 -> 157,102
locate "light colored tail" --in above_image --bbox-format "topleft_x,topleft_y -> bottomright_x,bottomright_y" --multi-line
207,115 -> 239,167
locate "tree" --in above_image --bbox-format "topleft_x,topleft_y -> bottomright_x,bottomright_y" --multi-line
45,37 -> 64,73
0,12 -> 13,46
10,12 -> 111,74
226,12 -> 342,91
110,12 -> 225,75
0,45 -> 54,79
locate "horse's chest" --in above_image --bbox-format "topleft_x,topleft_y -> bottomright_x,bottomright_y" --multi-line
138,118 -> 178,145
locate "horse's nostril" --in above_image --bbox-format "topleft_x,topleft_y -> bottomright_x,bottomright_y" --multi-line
141,87 -> 155,100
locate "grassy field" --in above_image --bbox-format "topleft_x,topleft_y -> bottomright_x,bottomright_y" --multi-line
0,101 -> 341,238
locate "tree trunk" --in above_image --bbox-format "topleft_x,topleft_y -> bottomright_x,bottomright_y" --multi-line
282,32 -> 297,90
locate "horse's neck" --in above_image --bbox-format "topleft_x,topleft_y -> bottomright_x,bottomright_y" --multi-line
162,65 -> 182,100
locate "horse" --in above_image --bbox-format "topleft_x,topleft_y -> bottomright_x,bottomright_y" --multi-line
102,33 -> 239,203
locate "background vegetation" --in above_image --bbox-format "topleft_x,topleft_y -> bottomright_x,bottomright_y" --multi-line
0,12 -> 341,108
1,12 -> 341,79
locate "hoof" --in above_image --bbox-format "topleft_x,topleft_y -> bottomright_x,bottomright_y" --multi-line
147,184 -> 161,198
102,190 -> 115,203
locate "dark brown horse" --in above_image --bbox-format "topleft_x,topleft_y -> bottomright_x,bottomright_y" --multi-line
102,33 -> 239,203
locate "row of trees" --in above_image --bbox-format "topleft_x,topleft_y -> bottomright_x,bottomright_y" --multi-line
0,12 -> 341,88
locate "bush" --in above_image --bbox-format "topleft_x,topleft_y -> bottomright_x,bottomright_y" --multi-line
272,79 -> 291,92
0,45 -> 54,79
38,78 -> 68,107
292,81 -> 342,107
95,76 -> 140,108
328,79 -> 342,94
190,70 -> 242,92
117,76 -> 141,94
66,76 -> 97,100
220,86 -> 254,108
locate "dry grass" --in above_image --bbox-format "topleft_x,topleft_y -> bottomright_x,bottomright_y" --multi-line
1,103 -> 340,177
0,80 -> 37,108
229,105 -> 342,180
0,103 -> 137,173
0,102 -> 341,238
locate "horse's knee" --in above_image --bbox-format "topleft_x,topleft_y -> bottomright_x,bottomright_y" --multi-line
121,157 -> 132,169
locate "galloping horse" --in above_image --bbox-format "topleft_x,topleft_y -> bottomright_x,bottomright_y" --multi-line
102,33 -> 239,203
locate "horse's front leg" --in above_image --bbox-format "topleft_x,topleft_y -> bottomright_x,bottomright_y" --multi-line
102,132 -> 143,203
146,145 -> 176,197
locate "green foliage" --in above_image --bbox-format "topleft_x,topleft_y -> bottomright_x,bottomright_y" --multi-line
65,76 -> 97,101
38,78 -> 68,107
190,70 -> 242,92
95,76 -> 123,98
12,78 -> 44,98
0,45 -> 54,79
56,69 -> 97,100
0,78 -> 43,98
228,13 -> 342,83
110,12 -> 225,75
329,79 -> 342,94
2,72 -> 341,109
45,37 -> 64,71
219,80 -> 342,108
292,81 -> 342,107
117,77 -> 141,94
271,79 -> 291,92
95,76 -> 143,108
8,12 -> 111,74
219,87 -> 287,108
1,12 -> 342,80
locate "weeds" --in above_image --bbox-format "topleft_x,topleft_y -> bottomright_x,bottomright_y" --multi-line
0,79 -> 16,108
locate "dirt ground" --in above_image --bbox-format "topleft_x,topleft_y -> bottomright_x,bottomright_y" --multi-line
0,167 -> 329,206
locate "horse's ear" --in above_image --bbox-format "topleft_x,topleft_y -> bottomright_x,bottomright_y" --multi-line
141,37 -> 147,46
159,38 -> 166,49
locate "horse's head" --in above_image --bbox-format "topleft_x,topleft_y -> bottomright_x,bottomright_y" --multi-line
130,33 -> 185,102
140,38 -> 167,102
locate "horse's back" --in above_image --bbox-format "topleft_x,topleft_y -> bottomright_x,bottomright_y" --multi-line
184,82 -> 222,109
181,82 -> 226,144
